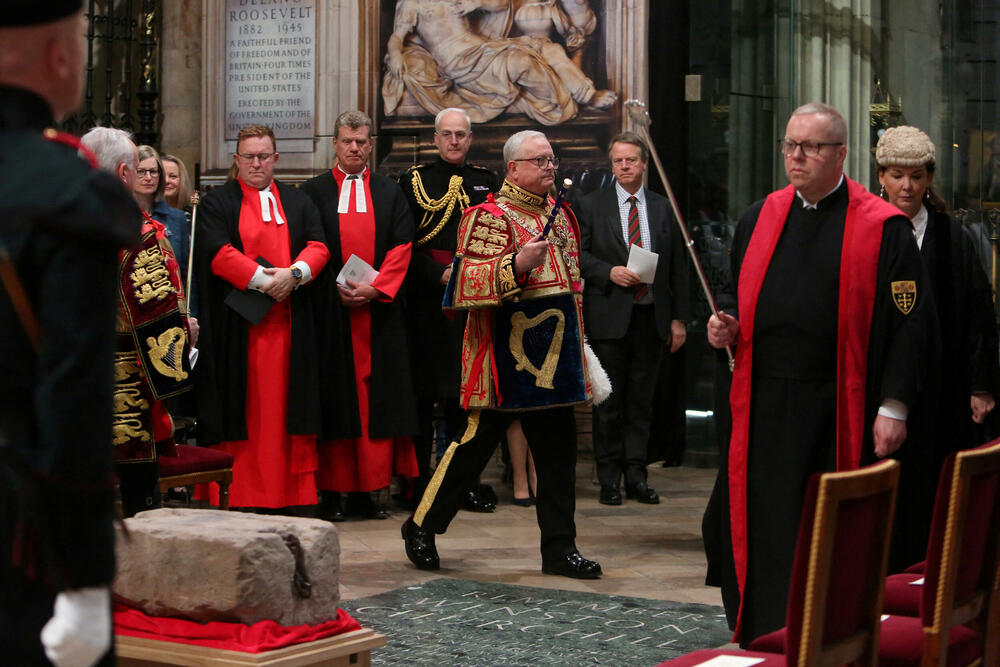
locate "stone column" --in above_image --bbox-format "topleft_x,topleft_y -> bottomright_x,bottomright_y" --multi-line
160,0 -> 202,175
796,0 -> 874,185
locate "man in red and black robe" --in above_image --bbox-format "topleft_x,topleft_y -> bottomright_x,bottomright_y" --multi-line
704,103 -> 932,644
300,110 -> 419,521
195,124 -> 329,511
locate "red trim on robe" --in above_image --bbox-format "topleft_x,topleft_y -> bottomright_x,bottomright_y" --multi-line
318,168 -> 418,492
726,178 -> 889,638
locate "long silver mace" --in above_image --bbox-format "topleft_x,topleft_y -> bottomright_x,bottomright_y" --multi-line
185,190 -> 200,302
624,99 -> 734,370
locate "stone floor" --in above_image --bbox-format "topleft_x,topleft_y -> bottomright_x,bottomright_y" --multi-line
335,456 -> 723,609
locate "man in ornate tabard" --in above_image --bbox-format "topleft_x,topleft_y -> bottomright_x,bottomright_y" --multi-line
0,3 -> 140,663
301,110 -> 419,521
704,103 -> 931,644
398,107 -> 499,512
578,132 -> 690,506
401,130 -> 602,579
195,124 -> 330,512
81,126 -> 194,518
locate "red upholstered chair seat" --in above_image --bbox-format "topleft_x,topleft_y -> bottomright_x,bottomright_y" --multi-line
157,445 -> 234,510
877,615 -> 981,667
881,572 -> 924,616
747,627 -> 785,653
903,560 -> 926,574
158,445 -> 233,477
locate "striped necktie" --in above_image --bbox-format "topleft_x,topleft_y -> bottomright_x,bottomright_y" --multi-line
627,196 -> 647,301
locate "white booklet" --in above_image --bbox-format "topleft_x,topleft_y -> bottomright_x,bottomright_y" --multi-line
627,244 -> 659,283
337,253 -> 379,287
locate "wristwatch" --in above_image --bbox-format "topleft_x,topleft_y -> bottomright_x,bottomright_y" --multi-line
290,266 -> 303,283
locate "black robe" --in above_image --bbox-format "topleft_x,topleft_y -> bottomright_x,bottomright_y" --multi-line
299,170 -> 419,439
194,178 -> 329,445
891,209 -> 1000,570
703,180 -> 932,642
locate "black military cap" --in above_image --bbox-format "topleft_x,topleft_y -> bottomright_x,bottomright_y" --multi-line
1,2 -> 84,27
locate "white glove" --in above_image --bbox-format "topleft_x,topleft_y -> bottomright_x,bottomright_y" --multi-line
40,586 -> 112,667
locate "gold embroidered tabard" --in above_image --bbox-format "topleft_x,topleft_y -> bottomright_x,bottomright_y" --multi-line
444,180 -> 591,410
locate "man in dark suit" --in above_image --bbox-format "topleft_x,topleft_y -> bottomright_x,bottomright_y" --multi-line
578,132 -> 690,505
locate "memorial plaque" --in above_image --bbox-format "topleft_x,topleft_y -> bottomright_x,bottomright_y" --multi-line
225,0 -> 316,144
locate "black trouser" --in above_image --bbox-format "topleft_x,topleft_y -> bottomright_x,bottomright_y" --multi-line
413,406 -> 578,561
591,305 -> 664,488
116,459 -> 161,517
412,396 -> 467,486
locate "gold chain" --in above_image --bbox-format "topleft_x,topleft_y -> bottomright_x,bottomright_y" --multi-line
411,171 -> 470,246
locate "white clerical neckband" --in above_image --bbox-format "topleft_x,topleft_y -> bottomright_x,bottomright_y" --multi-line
258,185 -> 284,225
337,165 -> 368,214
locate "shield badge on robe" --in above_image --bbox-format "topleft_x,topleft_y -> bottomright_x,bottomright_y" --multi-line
890,280 -> 917,314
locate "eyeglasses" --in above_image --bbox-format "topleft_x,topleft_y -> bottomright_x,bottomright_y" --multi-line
236,152 -> 274,163
779,139 -> 843,158
437,130 -> 469,141
612,157 -> 642,166
136,167 -> 159,178
514,156 -> 559,169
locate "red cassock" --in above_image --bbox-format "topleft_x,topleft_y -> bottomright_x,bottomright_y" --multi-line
203,180 -> 329,508
317,168 -> 418,492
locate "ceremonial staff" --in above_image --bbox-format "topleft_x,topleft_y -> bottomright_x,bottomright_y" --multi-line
185,190 -> 200,302
542,178 -> 573,238
624,99 -> 734,370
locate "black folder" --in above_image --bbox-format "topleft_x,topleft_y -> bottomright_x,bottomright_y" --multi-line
223,257 -> 275,325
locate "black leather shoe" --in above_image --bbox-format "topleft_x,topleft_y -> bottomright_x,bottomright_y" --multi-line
599,485 -> 622,506
462,488 -> 496,513
401,517 -> 440,570
319,492 -> 345,522
542,551 -> 602,579
625,482 -> 660,504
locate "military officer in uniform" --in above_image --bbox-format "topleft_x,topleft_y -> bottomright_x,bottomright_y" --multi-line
0,3 -> 141,664
398,107 -> 499,511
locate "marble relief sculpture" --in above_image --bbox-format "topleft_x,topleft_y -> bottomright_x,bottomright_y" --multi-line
383,0 -> 615,126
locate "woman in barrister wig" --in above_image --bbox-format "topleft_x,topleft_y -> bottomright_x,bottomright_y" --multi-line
875,125 -> 1000,570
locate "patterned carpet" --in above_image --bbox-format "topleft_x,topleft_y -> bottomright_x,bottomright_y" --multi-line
340,577 -> 731,666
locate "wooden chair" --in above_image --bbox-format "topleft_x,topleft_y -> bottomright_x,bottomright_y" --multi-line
157,444 -> 234,510
657,458 -> 900,667
875,438 -> 1000,667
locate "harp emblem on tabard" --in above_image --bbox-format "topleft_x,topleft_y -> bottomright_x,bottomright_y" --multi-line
890,280 -> 916,315
146,327 -> 189,381
509,309 -> 565,389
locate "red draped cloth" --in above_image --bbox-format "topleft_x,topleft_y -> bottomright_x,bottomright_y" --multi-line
318,168 -> 418,492
114,604 -> 361,653
199,178 -> 328,508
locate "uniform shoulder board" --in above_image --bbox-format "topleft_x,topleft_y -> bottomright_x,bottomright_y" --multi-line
467,163 -> 493,173
43,128 -> 98,169
409,163 -> 430,172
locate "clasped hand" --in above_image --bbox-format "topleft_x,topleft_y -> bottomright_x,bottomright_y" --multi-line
338,279 -> 380,307
260,267 -> 297,302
